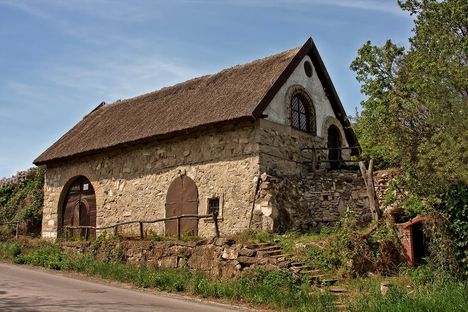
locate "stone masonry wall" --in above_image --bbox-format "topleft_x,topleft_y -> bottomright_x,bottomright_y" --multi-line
42,121 -> 260,239
257,119 -> 324,177
252,170 -> 371,232
61,238 -> 296,281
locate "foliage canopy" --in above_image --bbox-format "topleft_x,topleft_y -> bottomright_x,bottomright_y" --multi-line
351,0 -> 467,193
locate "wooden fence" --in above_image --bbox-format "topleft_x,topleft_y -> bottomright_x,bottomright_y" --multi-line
63,211 -> 220,241
301,146 -> 360,168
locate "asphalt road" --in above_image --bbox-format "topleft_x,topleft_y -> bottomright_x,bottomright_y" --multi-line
0,263 -> 248,312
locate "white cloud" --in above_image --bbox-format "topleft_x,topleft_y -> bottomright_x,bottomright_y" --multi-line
0,0 -> 50,19
46,51 -> 202,104
181,0 -> 406,16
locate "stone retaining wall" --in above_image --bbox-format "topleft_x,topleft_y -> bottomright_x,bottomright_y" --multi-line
62,238 -> 293,281
252,170 -> 372,232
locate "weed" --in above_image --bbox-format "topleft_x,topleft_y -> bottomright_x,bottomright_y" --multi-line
179,232 -> 204,242
348,277 -> 467,312
147,233 -> 165,242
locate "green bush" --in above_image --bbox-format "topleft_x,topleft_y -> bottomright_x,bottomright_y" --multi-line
441,183 -> 468,277
15,244 -> 66,269
0,167 -> 45,235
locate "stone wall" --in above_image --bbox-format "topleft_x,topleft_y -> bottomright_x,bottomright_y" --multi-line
252,170 -> 371,232
61,238 -> 295,281
42,121 -> 260,239
257,119 -> 324,177
41,117 -> 376,240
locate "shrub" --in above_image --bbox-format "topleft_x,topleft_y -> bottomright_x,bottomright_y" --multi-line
441,183 -> 468,277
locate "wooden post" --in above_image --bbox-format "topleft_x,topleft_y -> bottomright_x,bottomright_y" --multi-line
213,211 -> 220,238
15,223 -> 19,239
176,217 -> 181,240
85,227 -> 89,241
359,160 -> 381,221
139,222 -> 144,240
248,176 -> 262,229
114,225 -> 118,237
312,148 -> 317,171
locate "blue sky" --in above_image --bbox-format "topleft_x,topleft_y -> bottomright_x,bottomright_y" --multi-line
0,0 -> 413,178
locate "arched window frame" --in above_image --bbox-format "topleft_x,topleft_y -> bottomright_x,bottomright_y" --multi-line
287,86 -> 316,135
291,94 -> 311,132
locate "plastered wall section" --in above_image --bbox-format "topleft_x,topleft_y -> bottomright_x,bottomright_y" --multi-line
263,54 -> 338,138
261,54 -> 351,169
41,122 -> 260,240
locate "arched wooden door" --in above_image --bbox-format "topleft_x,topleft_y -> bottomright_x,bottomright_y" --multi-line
165,175 -> 198,237
62,177 -> 96,239
328,125 -> 343,170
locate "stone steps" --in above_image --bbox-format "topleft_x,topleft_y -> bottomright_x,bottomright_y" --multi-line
258,249 -> 283,257
290,265 -> 315,273
241,241 -> 341,288
240,240 -> 348,310
255,245 -> 282,252
329,287 -> 350,311
320,277 -> 339,286
243,242 -> 276,249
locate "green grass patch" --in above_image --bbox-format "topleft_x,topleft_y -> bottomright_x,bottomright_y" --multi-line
346,274 -> 467,312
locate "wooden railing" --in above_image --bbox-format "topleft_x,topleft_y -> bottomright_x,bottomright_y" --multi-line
63,211 -> 220,241
301,146 -> 360,169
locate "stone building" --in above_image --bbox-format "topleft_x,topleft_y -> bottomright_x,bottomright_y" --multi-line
34,38 -> 366,240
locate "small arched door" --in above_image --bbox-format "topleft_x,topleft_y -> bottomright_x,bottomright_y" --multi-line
61,177 -> 96,239
165,175 -> 198,237
327,125 -> 343,170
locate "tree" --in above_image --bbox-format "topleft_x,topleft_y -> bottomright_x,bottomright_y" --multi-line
351,0 -> 468,194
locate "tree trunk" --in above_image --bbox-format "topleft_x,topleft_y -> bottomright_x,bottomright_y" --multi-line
359,160 -> 381,221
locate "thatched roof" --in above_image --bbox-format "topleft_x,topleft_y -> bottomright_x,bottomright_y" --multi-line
34,38 -> 357,165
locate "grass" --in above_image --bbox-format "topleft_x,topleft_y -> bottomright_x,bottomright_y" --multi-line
345,273 -> 467,312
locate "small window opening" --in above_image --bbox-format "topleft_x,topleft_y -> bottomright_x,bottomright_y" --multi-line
208,198 -> 220,216
304,61 -> 313,77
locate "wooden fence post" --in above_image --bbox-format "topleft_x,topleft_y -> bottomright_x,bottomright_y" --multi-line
15,223 -> 19,239
114,225 -> 118,237
213,211 -> 220,238
139,222 -> 144,240
176,217 -> 181,240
